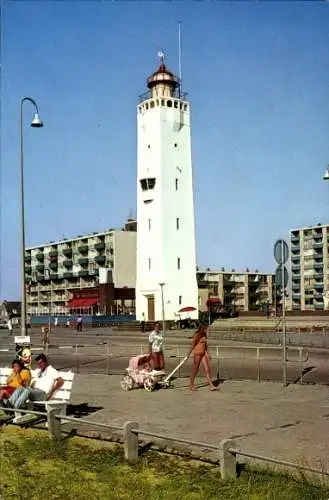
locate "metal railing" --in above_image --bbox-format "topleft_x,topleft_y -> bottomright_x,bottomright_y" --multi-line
0,343 -> 309,384
2,406 -> 328,480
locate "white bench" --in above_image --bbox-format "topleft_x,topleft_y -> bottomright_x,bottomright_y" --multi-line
0,367 -> 75,418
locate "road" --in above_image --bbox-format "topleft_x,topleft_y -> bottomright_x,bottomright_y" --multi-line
0,327 -> 328,385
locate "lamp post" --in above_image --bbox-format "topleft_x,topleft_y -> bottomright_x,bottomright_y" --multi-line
323,165 -> 329,181
159,282 -> 165,336
20,97 -> 43,336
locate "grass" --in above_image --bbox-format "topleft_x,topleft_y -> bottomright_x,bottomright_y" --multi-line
0,426 -> 328,500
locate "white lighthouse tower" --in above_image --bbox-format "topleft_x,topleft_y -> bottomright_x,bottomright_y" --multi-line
135,54 -> 198,322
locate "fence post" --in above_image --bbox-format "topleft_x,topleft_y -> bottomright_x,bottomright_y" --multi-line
123,421 -> 139,462
75,344 -> 80,374
47,407 -> 62,440
216,346 -> 220,381
219,439 -> 237,479
106,342 -> 110,375
299,348 -> 303,385
256,347 -> 260,383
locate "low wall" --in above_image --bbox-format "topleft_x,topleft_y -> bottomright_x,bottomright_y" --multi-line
31,315 -> 136,327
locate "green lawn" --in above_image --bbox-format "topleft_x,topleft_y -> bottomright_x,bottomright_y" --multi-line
0,426 -> 328,500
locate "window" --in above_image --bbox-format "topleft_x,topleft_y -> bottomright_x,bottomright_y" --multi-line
176,217 -> 180,230
148,144 -> 151,149
174,143 -> 178,148
174,101 -> 178,109
140,178 -> 156,191
175,178 -> 178,191
167,100 -> 172,107
148,258 -> 151,270
150,101 -> 155,108
148,218 -> 151,231
177,257 -> 181,270
179,295 -> 182,305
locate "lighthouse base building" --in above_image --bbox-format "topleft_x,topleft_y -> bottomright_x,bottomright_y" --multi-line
135,57 -> 198,322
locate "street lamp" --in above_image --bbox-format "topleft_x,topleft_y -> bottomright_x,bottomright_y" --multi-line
323,165 -> 329,181
20,97 -> 43,336
159,282 -> 165,336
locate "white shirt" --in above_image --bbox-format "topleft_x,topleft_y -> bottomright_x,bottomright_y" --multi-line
149,330 -> 164,353
33,365 -> 60,394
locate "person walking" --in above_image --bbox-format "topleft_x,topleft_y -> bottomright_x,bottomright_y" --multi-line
187,324 -> 216,392
148,321 -> 165,370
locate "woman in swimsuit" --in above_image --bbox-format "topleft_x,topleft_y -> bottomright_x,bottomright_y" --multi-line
187,324 -> 216,391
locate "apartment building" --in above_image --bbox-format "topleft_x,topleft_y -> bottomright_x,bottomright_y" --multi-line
197,269 -> 274,312
25,219 -> 137,316
290,224 -> 329,311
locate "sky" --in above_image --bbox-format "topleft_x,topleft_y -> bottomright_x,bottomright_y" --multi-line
1,1 -> 329,300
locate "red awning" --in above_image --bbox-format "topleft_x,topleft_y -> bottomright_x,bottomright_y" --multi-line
206,297 -> 221,304
67,298 -> 99,308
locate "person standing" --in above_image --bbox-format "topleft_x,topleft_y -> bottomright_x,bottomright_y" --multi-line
54,317 -> 58,328
148,321 -> 165,370
76,315 -> 83,332
7,317 -> 13,334
141,312 -> 146,333
187,324 -> 216,392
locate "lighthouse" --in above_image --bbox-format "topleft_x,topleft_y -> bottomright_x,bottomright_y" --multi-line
135,54 -> 198,322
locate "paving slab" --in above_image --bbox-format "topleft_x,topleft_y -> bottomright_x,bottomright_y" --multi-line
69,373 -> 329,470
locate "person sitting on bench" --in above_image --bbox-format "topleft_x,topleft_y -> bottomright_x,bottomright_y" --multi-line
6,354 -> 64,410
0,359 -> 31,400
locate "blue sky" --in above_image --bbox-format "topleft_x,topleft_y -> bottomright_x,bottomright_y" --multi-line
1,1 -> 329,299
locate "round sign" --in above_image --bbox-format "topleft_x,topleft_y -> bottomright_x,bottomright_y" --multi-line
274,239 -> 289,265
275,265 -> 289,289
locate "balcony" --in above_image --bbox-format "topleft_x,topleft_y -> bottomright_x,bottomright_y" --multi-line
313,242 -> 323,248
78,244 -> 89,253
78,258 -> 89,265
291,236 -> 300,244
63,260 -> 73,267
78,270 -> 89,277
95,242 -> 105,251
63,272 -> 73,278
24,254 -> 31,262
49,262 -> 57,270
49,273 -> 57,279
315,303 -> 324,310
314,263 -> 323,270
95,255 -> 106,264
314,283 -> 324,289
36,252 -> 44,261
291,264 -> 300,270
291,273 -> 300,279
49,250 -> 58,258
36,264 -> 44,272
36,276 -> 44,282
63,248 -> 72,257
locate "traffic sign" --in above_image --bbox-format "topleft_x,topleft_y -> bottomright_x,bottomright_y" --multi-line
275,265 -> 289,289
274,239 -> 289,265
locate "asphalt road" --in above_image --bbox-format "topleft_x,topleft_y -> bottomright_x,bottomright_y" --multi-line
0,328 -> 327,385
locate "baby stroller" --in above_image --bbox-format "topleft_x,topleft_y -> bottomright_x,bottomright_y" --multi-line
121,354 -> 166,392
120,353 -> 188,392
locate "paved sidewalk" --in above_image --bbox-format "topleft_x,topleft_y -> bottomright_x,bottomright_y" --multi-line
69,374 -> 329,470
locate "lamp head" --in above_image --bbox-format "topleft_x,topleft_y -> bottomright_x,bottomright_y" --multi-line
323,167 -> 329,181
30,113 -> 43,128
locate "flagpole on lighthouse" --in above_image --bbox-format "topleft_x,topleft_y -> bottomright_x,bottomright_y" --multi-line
178,21 -> 182,98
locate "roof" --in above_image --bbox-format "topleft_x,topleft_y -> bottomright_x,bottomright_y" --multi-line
2,301 -> 21,313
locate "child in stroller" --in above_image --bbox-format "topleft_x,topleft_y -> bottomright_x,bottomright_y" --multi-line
120,353 -> 166,392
